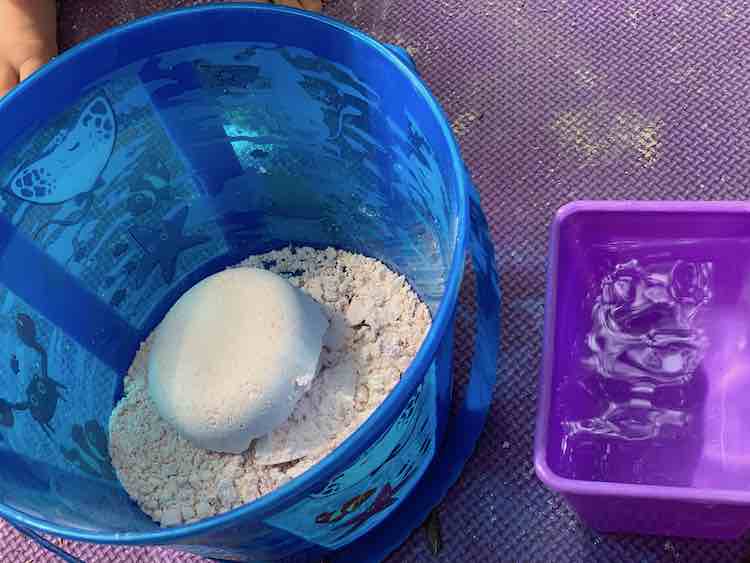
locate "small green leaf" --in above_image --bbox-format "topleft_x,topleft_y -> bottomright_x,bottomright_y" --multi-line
424,508 -> 443,556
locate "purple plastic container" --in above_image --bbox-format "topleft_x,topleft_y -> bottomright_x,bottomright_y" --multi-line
535,201 -> 750,540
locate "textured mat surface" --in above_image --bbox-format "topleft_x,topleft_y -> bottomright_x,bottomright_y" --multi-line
4,0 -> 750,561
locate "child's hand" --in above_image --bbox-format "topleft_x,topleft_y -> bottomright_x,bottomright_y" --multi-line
0,0 -> 322,99
261,1 -> 322,10
0,0 -> 57,98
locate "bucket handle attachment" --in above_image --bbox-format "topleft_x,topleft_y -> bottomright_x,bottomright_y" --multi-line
384,45 -> 418,73
8,520 -> 84,562
333,175 -> 501,561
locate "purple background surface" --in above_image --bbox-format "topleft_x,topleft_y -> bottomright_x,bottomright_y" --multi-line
4,1 -> 750,561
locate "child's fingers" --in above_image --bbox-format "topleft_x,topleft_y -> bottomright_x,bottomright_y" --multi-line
271,0 -> 306,8
255,0 -> 322,11
19,53 -> 52,82
300,0 -> 322,10
0,62 -> 18,98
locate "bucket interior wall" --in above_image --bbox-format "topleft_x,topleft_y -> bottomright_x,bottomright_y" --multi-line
0,13 -> 461,534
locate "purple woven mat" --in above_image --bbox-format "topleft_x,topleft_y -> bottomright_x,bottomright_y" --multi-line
5,0 -> 750,561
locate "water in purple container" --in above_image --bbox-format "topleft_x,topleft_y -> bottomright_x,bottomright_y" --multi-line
550,206 -> 750,492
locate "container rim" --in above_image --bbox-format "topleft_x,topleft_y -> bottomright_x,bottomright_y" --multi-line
0,4 -> 471,545
534,200 -> 750,507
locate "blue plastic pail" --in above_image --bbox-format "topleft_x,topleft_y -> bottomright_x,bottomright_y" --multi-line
0,6 -> 499,562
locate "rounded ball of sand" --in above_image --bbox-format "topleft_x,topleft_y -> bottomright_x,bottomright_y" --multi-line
148,268 -> 329,453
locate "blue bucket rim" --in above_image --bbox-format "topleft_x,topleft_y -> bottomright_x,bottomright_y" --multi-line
0,4 -> 469,546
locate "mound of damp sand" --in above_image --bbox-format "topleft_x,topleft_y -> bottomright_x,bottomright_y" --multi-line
108,247 -> 431,526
